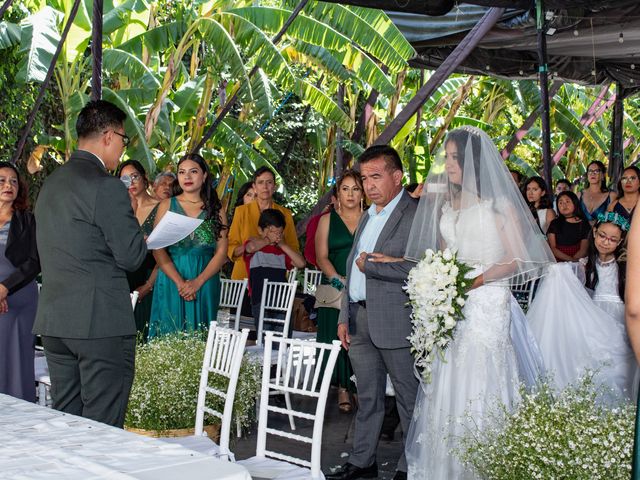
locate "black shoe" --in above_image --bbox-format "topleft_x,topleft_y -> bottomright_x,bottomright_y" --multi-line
392,471 -> 407,480
325,462 -> 378,480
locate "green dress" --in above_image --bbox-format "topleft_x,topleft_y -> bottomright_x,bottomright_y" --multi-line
316,209 -> 355,391
127,204 -> 158,341
148,197 -> 221,338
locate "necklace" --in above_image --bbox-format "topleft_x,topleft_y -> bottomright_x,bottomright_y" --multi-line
180,197 -> 202,204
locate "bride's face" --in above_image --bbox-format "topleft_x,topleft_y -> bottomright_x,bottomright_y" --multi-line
444,141 -> 463,185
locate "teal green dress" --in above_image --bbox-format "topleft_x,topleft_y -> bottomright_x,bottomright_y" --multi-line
316,210 -> 355,391
148,197 -> 221,338
127,205 -> 158,342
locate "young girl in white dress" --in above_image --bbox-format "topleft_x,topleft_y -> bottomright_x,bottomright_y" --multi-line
527,212 -> 637,403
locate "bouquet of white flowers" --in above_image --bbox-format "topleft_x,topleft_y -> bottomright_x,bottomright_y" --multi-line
404,248 -> 472,383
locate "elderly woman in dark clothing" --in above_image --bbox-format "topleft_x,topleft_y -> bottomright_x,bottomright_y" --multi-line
0,162 -> 40,401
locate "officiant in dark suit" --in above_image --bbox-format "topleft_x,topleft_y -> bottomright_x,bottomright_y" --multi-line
33,100 -> 147,428
328,146 -> 419,480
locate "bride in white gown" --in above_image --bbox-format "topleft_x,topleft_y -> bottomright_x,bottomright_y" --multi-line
403,127 -> 555,479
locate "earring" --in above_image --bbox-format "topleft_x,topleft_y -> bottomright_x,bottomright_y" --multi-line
338,200 -> 342,212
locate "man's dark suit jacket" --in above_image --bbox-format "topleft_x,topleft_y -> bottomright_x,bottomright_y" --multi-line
33,150 -> 147,339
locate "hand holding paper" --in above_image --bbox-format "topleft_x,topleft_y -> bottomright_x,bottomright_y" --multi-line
146,211 -> 203,250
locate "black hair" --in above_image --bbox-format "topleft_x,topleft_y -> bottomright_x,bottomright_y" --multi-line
253,166 -> 276,183
176,153 -> 224,237
585,220 -> 627,300
76,100 -> 127,139
444,128 -> 482,194
509,169 -> 523,185
258,208 -> 286,230
524,176 -> 553,209
616,165 -> 640,199
116,160 -> 149,188
235,181 -> 255,208
0,161 -> 28,211
358,145 -> 403,172
585,160 -> 609,193
556,191 -> 586,223
333,169 -> 363,197
556,178 -> 571,189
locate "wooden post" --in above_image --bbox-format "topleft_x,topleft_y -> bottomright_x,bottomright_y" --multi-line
536,0 -> 553,193
91,0 -> 103,100
609,82 -> 624,186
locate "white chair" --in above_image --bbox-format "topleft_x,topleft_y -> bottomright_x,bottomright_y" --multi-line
303,269 -> 322,295
217,278 -> 248,331
238,333 -> 341,480
161,322 -> 250,461
287,268 -> 298,284
252,280 -> 298,349
509,273 -> 539,311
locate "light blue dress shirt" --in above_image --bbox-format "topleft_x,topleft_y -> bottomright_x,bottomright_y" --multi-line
349,189 -> 404,302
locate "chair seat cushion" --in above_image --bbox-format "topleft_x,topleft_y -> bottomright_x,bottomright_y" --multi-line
237,456 -> 324,479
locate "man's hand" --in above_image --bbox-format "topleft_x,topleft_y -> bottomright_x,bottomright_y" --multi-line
337,323 -> 351,351
367,252 -> 403,263
355,252 -> 367,272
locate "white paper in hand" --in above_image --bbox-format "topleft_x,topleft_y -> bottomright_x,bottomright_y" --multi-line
146,211 -> 203,250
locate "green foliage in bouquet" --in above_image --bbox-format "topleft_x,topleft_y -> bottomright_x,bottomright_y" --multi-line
125,332 -> 261,432
459,376 -> 635,479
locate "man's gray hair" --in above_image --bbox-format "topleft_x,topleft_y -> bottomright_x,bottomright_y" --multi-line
154,171 -> 176,185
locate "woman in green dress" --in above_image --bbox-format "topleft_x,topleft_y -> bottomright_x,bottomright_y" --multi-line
149,153 -> 228,338
315,169 -> 364,413
117,160 -> 159,341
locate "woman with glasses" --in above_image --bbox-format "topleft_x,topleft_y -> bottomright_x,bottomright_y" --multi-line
608,165 -> 640,222
579,160 -> 617,224
116,160 -> 159,340
528,212 -> 637,404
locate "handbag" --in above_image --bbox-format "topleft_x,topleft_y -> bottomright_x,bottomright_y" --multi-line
314,284 -> 344,310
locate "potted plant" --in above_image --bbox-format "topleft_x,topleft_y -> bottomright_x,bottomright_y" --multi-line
125,331 -> 261,438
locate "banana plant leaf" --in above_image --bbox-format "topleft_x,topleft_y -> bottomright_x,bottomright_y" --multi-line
171,76 -> 206,124
16,6 -> 62,84
0,22 -> 21,50
101,48 -> 162,90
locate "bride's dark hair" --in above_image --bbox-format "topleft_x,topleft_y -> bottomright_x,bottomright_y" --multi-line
444,128 -> 483,195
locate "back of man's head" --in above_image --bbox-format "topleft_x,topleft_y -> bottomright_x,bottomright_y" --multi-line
258,208 -> 286,230
76,100 -> 127,140
358,145 -> 403,172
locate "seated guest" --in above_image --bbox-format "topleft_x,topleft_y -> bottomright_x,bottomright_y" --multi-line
116,160 -> 159,340
0,162 -> 40,402
524,176 -> 556,234
243,209 -> 306,332
149,154 -> 228,338
547,191 -> 590,262
608,165 -> 640,222
579,160 -> 617,224
152,171 -> 176,200
228,166 -> 299,280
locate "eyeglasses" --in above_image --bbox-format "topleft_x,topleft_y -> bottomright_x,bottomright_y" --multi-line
595,230 -> 621,245
621,175 -> 638,182
587,169 -> 602,175
105,130 -> 130,147
129,173 -> 142,184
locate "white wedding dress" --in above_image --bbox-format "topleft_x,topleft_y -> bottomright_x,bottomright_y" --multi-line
527,260 -> 638,403
406,202 -> 523,479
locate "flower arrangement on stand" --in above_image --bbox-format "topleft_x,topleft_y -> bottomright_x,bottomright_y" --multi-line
458,375 -> 635,479
125,331 -> 261,436
404,248 -> 472,383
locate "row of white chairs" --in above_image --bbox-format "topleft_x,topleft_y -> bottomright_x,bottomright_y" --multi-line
164,323 -> 341,480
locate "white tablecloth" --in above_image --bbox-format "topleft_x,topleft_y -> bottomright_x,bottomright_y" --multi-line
0,394 -> 251,480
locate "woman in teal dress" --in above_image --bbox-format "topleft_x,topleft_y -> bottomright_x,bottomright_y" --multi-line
315,169 -> 364,413
116,160 -> 159,341
149,154 -> 228,338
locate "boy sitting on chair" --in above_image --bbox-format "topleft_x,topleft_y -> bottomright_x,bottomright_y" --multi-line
243,209 -> 306,334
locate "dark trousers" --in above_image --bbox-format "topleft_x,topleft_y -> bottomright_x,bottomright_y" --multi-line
41,335 -> 136,428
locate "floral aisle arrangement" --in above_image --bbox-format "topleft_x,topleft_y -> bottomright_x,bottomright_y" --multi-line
125,332 -> 261,434
404,248 -> 472,383
459,376 -> 635,479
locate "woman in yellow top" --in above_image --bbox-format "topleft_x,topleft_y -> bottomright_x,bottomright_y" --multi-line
227,167 -> 299,279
